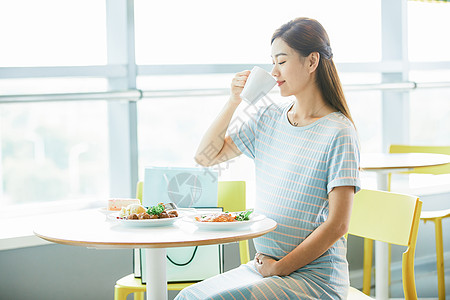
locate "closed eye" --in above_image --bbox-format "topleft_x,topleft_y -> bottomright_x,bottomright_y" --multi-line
279,61 -> 286,65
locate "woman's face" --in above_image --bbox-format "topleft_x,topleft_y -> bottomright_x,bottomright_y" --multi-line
271,38 -> 312,98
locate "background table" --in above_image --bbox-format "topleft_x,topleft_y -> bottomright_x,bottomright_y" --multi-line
360,153 -> 450,300
34,209 -> 277,300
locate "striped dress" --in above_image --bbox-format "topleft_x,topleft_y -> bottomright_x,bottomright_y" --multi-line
176,101 -> 361,300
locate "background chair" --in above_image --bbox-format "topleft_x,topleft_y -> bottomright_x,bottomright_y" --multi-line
363,145 -> 450,299
114,180 -> 249,300
348,189 -> 422,300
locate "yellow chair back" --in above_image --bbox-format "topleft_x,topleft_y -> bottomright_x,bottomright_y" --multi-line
348,189 -> 422,299
218,181 -> 246,212
217,181 -> 250,265
136,181 -> 143,202
349,189 -> 420,246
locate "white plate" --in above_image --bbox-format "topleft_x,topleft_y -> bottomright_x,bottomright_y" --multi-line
107,213 -> 181,227
182,212 -> 265,230
98,207 -> 115,215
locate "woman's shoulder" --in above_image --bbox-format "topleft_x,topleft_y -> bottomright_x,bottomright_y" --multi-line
324,112 -> 355,130
319,112 -> 358,141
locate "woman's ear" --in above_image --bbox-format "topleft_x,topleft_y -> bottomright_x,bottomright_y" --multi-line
308,52 -> 320,73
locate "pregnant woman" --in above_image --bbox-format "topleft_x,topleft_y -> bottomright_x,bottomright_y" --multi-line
177,17 -> 361,300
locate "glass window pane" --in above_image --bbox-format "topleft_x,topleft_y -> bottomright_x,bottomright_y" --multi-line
346,90 -> 382,153
408,2 -> 450,62
137,96 -> 224,169
340,72 -> 381,85
410,70 -> 450,83
0,0 -> 106,67
409,71 -> 450,145
0,101 -> 109,209
135,0 -> 381,65
341,73 -> 383,153
404,71 -> 450,190
0,78 -> 108,95
410,88 -> 450,144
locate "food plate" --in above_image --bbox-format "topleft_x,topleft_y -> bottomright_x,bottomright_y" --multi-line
182,212 -> 265,230
107,213 -> 181,227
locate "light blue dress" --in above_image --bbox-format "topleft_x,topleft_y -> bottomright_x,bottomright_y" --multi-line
176,102 -> 361,300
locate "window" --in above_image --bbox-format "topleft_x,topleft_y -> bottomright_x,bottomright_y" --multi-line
134,0 -> 381,65
0,100 -> 109,210
2,0 -> 449,213
409,71 -> 450,145
0,0 -> 106,67
0,0 -> 109,212
408,1 -> 450,62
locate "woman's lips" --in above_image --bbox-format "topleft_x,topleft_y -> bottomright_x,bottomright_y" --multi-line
277,81 -> 285,87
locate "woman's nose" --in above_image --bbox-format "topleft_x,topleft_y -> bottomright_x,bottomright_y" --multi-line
271,65 -> 278,77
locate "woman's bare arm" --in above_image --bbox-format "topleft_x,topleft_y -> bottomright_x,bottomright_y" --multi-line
194,70 -> 250,167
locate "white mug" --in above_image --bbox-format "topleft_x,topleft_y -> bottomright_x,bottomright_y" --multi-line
240,66 -> 277,104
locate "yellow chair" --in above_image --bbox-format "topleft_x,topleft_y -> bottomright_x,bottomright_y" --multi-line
363,145 -> 450,299
348,189 -> 422,300
114,181 -> 249,300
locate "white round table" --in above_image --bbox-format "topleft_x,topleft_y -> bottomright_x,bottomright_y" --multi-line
34,209 -> 277,300
361,152 -> 450,300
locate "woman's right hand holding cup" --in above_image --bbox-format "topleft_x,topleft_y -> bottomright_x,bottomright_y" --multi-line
229,70 -> 251,105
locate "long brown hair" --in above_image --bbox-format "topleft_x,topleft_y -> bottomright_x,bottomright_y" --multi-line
271,17 -> 355,125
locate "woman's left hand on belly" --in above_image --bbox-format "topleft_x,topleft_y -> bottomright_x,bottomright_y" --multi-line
254,253 -> 279,277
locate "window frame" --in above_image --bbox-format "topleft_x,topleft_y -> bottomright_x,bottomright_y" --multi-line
0,0 -> 450,209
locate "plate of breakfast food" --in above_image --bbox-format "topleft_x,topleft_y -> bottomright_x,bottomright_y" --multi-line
182,210 -> 265,230
107,203 -> 181,227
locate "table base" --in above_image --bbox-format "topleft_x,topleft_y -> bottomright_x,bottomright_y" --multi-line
145,248 -> 167,300
375,241 -> 389,300
375,172 -> 390,300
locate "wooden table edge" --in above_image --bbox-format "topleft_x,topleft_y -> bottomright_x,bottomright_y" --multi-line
361,166 -> 414,171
